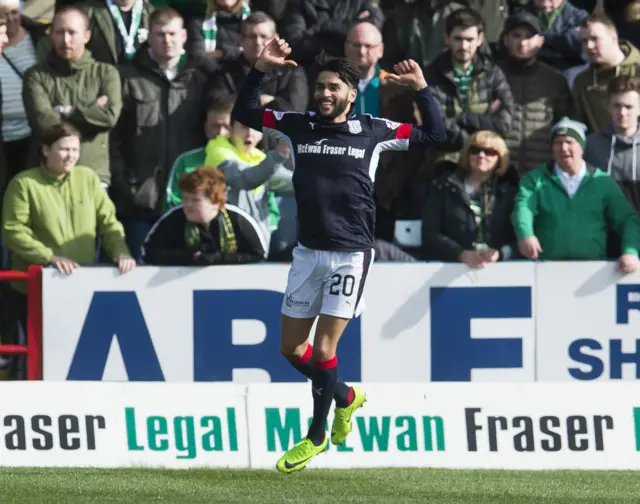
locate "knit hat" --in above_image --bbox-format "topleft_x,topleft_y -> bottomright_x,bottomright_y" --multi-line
551,117 -> 588,149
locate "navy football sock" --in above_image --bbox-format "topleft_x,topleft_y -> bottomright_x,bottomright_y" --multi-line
307,356 -> 339,446
286,344 -> 352,407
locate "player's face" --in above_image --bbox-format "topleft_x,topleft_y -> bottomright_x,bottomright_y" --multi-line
231,121 -> 263,152
504,26 -> 543,60
182,190 -> 219,224
609,91 -> 640,133
313,71 -> 357,121
445,26 -> 483,65
205,109 -> 231,139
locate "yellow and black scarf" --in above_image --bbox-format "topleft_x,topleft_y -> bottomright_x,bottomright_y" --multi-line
185,208 -> 237,255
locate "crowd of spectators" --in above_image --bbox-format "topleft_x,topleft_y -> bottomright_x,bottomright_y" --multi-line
1,0 -> 640,372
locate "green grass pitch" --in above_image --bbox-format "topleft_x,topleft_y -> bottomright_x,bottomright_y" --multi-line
2,467 -> 640,503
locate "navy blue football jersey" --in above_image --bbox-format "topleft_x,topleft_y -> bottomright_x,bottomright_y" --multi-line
233,68 -> 446,251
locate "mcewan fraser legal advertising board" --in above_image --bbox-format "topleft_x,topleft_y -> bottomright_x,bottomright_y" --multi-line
244,383 -> 637,470
3,382 -> 640,469
0,382 -> 249,468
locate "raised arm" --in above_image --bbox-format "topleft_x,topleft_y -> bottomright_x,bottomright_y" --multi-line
232,36 -> 298,131
384,59 -> 446,146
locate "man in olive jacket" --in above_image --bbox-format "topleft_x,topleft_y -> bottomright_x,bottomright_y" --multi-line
110,7 -> 207,262
22,7 -> 122,186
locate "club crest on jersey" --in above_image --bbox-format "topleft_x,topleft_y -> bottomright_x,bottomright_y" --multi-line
348,120 -> 362,134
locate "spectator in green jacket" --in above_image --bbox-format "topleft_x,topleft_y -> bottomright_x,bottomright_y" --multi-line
512,117 -> 640,273
22,7 -> 122,187
2,123 -> 135,344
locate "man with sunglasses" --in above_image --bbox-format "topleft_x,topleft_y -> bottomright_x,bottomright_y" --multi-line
512,117 -> 640,274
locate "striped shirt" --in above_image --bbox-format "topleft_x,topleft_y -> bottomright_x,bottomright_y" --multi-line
0,33 -> 37,141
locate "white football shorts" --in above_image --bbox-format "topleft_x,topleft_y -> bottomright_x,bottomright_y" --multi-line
281,244 -> 375,319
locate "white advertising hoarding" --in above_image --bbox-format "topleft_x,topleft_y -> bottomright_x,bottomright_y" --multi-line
2,382 -> 640,470
0,382 -> 248,468
536,262 -> 640,381
42,263 -> 536,383
246,382 -> 640,471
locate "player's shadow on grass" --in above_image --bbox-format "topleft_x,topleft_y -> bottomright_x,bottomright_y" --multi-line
381,263 -> 469,340
574,262 -> 620,298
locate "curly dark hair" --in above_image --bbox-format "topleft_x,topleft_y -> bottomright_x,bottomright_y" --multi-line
313,51 -> 360,89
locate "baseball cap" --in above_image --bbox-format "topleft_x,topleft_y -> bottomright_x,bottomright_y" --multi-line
504,12 -> 542,35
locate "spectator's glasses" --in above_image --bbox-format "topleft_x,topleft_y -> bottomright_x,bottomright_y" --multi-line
345,42 -> 381,51
469,146 -> 499,157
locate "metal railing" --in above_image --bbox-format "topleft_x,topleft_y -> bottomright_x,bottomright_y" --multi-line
0,265 -> 43,380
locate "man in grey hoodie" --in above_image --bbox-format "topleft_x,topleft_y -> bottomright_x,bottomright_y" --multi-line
584,74 -> 640,213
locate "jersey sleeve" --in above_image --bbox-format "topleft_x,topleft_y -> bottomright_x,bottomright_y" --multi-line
370,87 -> 447,151
369,117 -> 415,152
261,109 -> 303,138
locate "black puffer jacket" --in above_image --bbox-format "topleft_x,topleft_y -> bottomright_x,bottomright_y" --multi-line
421,162 -> 520,262
423,51 -> 514,168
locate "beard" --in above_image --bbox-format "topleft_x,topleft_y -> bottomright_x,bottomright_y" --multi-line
314,95 -> 351,121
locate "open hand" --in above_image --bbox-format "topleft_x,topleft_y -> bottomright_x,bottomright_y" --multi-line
255,36 -> 297,72
385,59 -> 428,91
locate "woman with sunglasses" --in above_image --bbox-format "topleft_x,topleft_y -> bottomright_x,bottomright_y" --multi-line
421,130 -> 520,268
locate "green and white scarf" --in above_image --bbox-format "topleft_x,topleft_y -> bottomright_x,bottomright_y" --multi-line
106,0 -> 145,61
202,1 -> 250,53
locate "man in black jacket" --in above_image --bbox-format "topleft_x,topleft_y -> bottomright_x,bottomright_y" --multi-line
280,0 -> 384,66
210,11 -> 308,111
423,7 -> 515,177
142,167 -> 268,265
110,7 -> 208,263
